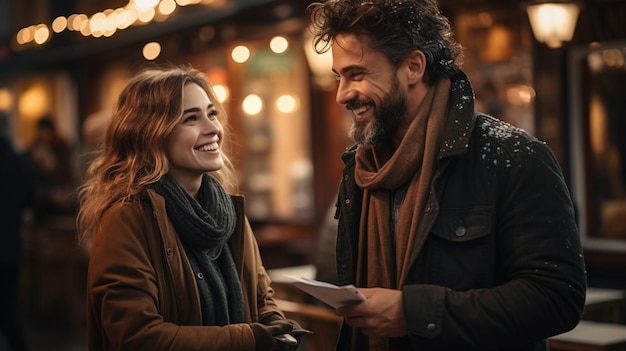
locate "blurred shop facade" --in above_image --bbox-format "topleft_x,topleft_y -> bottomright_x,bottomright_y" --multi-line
1,0 -> 626,285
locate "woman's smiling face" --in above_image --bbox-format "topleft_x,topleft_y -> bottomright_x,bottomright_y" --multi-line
166,82 -> 224,192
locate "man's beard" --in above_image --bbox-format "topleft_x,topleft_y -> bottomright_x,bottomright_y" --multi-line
348,78 -> 406,149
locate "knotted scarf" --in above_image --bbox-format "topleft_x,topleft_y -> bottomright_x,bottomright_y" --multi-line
353,77 -> 451,350
152,173 -> 246,325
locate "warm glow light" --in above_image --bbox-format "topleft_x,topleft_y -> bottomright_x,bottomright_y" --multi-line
505,85 -> 536,106
18,84 -> 50,120
16,27 -> 31,44
77,14 -> 89,31
80,19 -> 92,36
117,10 -> 137,29
231,45 -> 251,63
137,8 -> 156,23
14,0 -> 215,48
270,36 -> 289,54
134,0 -> 159,11
0,88 -> 13,110
158,0 -> 177,15
90,12 -> 107,37
67,15 -> 78,31
102,25 -> 117,37
242,94 -> 263,116
276,95 -> 297,113
303,29 -> 335,90
68,14 -> 87,31
143,42 -> 161,60
602,49 -> 625,68
102,12 -> 118,37
33,24 -> 50,45
213,85 -> 229,103
52,16 -> 67,33
517,86 -> 536,104
526,2 -> 580,48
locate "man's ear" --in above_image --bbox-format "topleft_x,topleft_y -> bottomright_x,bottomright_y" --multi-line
405,50 -> 426,84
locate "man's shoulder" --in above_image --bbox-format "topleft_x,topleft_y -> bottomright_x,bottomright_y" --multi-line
474,114 -> 535,140
472,114 -> 545,151
468,113 -> 556,170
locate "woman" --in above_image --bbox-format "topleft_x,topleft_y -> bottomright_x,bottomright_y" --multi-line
77,65 -> 307,351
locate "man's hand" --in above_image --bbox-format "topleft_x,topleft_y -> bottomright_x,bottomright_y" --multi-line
336,287 -> 407,337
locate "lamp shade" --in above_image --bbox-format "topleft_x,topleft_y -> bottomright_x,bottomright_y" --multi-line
526,2 -> 580,48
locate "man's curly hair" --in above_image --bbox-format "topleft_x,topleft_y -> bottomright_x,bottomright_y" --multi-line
306,0 -> 463,84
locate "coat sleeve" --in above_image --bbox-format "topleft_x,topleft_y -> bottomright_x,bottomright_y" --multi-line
87,202 -> 257,351
401,137 -> 587,349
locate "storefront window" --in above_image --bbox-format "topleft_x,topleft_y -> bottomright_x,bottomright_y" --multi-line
233,37 -> 314,223
569,41 -> 626,247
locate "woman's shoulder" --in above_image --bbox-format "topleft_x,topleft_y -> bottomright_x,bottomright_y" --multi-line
92,194 -> 159,251
100,193 -> 153,225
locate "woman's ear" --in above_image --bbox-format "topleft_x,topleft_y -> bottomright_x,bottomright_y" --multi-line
405,50 -> 426,84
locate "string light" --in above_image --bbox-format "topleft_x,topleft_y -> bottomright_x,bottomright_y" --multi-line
12,0 -> 209,47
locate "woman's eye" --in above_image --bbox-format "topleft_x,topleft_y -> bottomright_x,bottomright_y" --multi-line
208,110 -> 218,119
183,115 -> 197,123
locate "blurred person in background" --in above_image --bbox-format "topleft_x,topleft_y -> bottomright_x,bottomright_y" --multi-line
306,0 -> 587,350
27,115 -> 77,221
0,111 -> 34,351
76,65 -> 309,351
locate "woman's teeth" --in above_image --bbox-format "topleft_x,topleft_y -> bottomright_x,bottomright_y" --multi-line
196,142 -> 218,151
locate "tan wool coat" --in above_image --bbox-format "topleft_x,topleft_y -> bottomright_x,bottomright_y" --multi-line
86,189 -> 284,351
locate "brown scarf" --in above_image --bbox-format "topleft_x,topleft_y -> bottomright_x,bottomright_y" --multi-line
353,77 -> 451,350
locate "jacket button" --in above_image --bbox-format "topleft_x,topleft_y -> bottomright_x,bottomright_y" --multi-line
454,226 -> 466,237
197,273 -> 204,280
345,198 -> 351,205
427,323 -> 436,331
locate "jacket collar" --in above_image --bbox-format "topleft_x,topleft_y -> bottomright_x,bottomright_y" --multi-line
438,70 -> 476,159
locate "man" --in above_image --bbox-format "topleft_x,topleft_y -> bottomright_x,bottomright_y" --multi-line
306,1 -> 587,350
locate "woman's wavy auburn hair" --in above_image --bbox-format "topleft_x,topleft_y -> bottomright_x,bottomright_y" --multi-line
306,0 -> 463,84
77,65 -> 237,245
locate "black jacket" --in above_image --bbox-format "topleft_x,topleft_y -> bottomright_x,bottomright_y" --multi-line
334,73 -> 586,351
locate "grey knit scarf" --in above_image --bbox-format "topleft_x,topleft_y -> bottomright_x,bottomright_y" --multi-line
152,173 -> 245,325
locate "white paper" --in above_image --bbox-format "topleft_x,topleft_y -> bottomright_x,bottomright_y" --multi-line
283,275 -> 366,309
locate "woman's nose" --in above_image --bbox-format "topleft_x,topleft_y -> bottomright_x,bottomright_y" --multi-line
202,117 -> 220,133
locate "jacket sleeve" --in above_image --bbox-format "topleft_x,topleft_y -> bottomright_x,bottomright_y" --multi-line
401,137 -> 587,349
87,202 -> 257,351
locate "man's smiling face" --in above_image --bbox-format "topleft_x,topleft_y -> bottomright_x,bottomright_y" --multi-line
332,33 -> 407,148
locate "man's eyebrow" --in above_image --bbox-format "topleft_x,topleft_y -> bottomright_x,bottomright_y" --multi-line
332,65 -> 363,76
183,103 -> 214,114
